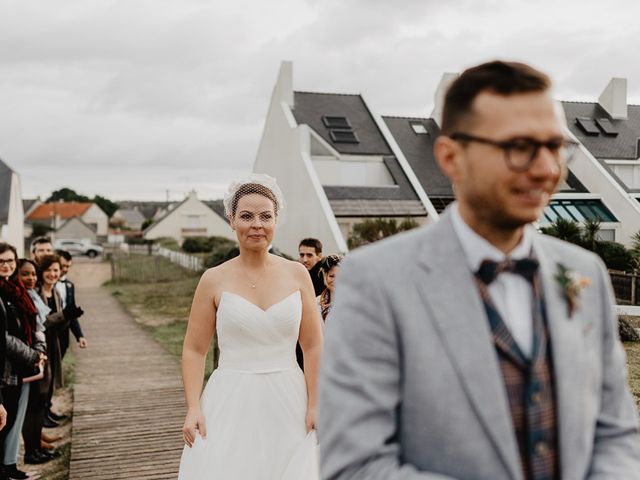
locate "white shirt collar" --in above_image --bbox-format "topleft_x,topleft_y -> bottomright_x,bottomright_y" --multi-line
450,202 -> 534,273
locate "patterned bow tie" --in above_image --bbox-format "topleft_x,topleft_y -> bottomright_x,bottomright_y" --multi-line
476,258 -> 539,285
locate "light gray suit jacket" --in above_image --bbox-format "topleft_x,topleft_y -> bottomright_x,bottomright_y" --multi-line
318,211 -> 640,479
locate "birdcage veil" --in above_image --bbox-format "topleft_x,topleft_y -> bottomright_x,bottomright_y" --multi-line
222,173 -> 285,220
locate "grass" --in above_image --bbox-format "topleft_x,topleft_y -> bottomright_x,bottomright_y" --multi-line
624,342 -> 640,408
111,254 -> 200,284
107,275 -> 218,379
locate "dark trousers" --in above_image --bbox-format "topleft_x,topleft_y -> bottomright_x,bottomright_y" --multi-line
0,385 -> 21,458
22,376 -> 48,453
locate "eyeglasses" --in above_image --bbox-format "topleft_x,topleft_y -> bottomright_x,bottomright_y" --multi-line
449,132 -> 579,172
0,259 -> 16,266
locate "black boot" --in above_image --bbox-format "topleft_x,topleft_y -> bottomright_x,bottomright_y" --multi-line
3,464 -> 29,479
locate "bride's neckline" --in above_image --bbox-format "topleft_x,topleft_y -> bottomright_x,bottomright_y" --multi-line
220,290 -> 300,313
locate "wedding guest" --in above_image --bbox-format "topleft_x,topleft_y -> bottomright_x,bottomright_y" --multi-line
319,61 -> 640,479
36,255 -> 79,432
0,298 -> 6,434
30,238 -> 53,264
299,238 -> 325,296
316,255 -> 342,322
0,244 -> 47,476
55,250 -> 87,357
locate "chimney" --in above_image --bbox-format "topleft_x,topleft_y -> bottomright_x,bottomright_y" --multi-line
598,78 -> 627,119
431,72 -> 459,127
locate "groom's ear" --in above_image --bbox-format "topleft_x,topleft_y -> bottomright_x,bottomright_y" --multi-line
434,135 -> 462,184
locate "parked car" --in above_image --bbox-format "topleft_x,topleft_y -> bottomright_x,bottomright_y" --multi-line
53,239 -> 104,258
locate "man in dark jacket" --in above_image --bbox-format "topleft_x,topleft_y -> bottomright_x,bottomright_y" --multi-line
55,250 -> 87,358
298,238 -> 324,296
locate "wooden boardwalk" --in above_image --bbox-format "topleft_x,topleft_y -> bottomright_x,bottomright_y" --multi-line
69,282 -> 185,479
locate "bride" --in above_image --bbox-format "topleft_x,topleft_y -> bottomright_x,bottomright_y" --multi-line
178,174 -> 322,479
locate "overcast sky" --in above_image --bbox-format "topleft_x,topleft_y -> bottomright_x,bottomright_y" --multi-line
1,0 -> 639,201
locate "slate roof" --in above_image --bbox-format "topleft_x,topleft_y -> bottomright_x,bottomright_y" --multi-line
562,102 -> 640,160
292,92 -> 392,155
382,116 -> 453,197
0,158 -> 12,224
329,199 -> 426,217
115,208 -> 146,227
204,200 -> 228,223
22,199 -> 39,215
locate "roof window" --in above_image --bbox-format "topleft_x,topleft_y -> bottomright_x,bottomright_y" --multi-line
540,199 -> 617,225
410,122 -> 428,135
323,116 -> 359,144
595,118 -> 619,136
322,116 -> 351,129
576,117 -> 600,136
329,129 -> 359,144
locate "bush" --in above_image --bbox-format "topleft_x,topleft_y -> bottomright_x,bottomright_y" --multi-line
348,218 -> 419,249
595,241 -> 634,272
205,245 -> 239,268
182,236 -> 236,254
153,237 -> 180,251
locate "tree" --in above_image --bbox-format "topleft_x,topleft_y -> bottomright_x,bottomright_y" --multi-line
581,218 -> 602,252
46,187 -> 90,203
31,222 -> 54,238
540,218 -> 583,245
348,217 -> 419,249
93,195 -> 119,217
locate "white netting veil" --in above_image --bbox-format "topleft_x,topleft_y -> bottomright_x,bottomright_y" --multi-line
222,173 -> 286,220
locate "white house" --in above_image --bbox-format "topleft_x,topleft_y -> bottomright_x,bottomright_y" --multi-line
253,61 -> 437,257
27,201 -> 109,239
0,158 -> 25,256
56,216 -> 98,243
111,207 -> 147,231
143,191 -> 233,244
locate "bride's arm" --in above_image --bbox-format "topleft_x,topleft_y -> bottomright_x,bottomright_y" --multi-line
181,269 -> 217,447
296,262 -> 324,432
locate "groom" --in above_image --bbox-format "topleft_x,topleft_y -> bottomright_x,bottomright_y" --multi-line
318,61 -> 640,479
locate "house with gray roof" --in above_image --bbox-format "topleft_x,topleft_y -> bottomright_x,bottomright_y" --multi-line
0,158 -> 25,255
253,62 -> 437,255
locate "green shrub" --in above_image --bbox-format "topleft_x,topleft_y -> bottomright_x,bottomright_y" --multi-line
182,236 -> 236,253
348,217 -> 419,249
153,236 -> 180,251
205,245 -> 239,268
595,241 -> 634,272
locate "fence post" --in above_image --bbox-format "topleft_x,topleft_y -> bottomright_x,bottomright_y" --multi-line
111,256 -> 116,282
632,274 -> 637,306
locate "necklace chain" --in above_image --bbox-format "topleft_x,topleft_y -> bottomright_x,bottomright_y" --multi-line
241,261 -> 268,289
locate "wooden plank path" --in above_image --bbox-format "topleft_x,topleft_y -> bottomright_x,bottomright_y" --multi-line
69,282 -> 185,479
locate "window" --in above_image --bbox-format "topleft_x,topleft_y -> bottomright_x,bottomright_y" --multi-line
595,118 -> 618,136
576,117 -> 600,136
541,199 -> 617,225
410,122 -> 428,135
322,116 -> 351,129
329,129 -> 359,144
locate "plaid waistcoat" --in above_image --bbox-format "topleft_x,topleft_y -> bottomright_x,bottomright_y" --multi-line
475,276 -> 559,480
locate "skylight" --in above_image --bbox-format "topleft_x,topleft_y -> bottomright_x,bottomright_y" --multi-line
595,118 -> 618,136
410,122 -> 428,135
329,129 -> 359,144
540,199 -> 617,225
322,116 -> 351,129
576,117 -> 600,136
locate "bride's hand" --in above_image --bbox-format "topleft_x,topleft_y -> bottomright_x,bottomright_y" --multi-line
182,408 -> 207,448
305,406 -> 316,433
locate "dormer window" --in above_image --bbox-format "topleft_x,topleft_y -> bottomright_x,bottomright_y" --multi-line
323,116 -> 360,144
595,118 -> 618,136
576,117 -> 600,136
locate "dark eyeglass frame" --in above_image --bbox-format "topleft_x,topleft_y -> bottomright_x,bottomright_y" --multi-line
0,259 -> 17,266
449,132 -> 579,172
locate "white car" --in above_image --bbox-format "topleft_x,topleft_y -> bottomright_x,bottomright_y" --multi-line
53,239 -> 103,258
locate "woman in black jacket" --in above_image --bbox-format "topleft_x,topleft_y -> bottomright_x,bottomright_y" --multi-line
0,243 -> 46,477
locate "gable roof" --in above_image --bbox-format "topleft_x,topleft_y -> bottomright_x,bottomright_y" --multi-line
0,158 -> 13,224
28,202 -> 93,221
292,92 -> 392,155
204,199 -> 228,223
562,101 -> 640,160
144,195 -> 228,235
58,215 -> 98,233
382,116 -> 453,198
115,208 -> 146,226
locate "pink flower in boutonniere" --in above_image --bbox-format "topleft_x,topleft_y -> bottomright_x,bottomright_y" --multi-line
555,263 -> 591,318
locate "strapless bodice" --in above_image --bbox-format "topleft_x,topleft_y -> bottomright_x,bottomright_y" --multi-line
215,290 -> 301,373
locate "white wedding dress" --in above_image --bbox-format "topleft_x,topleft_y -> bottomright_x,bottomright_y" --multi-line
178,290 -> 319,479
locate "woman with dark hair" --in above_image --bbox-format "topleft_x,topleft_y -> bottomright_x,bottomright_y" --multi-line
316,255 -> 343,322
0,243 -> 46,477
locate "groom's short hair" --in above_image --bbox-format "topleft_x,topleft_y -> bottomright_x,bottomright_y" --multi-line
440,60 -> 551,135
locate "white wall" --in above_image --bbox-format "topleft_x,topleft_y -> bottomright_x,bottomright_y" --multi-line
606,161 -> 640,189
312,156 -> 395,187
6,172 -> 24,256
144,193 -> 234,243
564,142 -> 640,247
253,62 -> 347,257
82,204 -> 109,236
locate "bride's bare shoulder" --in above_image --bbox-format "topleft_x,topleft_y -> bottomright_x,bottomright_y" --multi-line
200,257 -> 238,284
269,254 -> 307,277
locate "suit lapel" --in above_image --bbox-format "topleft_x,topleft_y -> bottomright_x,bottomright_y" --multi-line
415,212 -> 522,480
532,236 -> 586,478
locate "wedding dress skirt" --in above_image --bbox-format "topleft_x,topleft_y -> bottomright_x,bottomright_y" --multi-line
178,290 -> 319,479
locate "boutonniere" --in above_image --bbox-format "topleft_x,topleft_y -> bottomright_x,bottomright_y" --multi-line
555,263 -> 591,318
